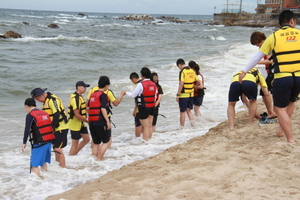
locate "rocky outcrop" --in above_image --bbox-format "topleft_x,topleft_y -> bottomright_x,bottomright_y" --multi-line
78,13 -> 88,17
0,31 -> 22,38
117,14 -> 154,21
48,24 -> 59,28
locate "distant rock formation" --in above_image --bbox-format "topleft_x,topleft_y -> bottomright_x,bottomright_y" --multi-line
48,24 -> 59,28
0,31 -> 22,38
23,22 -> 29,25
116,14 -> 154,21
78,13 -> 88,17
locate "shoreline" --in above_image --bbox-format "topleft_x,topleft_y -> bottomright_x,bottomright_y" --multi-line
47,101 -> 300,200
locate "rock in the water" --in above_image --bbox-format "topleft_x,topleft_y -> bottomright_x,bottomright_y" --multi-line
48,24 -> 59,28
2,31 -> 22,38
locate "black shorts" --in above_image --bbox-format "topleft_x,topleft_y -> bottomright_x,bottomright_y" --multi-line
53,129 -> 68,149
138,107 -> 155,120
241,81 -> 257,100
134,113 -> 141,127
194,95 -> 204,106
89,124 -> 111,144
70,126 -> 88,140
228,81 -> 242,102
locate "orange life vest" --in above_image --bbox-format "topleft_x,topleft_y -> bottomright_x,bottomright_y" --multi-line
137,80 -> 157,108
88,90 -> 109,121
29,109 -> 55,143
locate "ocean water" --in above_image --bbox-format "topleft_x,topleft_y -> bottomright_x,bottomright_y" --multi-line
0,8 -> 277,200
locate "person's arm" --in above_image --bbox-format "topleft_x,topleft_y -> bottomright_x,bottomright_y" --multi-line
100,94 -> 111,130
74,109 -> 88,123
48,99 -> 60,128
193,80 -> 203,89
22,114 -> 34,151
110,90 -> 125,107
126,83 -> 143,98
239,51 -> 265,83
132,105 -> 138,117
155,94 -> 163,107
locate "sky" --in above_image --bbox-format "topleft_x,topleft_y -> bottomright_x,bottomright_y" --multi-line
1,0 -> 263,15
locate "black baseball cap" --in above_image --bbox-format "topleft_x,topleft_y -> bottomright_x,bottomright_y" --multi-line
76,81 -> 90,88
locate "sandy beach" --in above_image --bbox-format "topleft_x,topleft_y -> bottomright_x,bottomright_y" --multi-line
47,101 -> 300,200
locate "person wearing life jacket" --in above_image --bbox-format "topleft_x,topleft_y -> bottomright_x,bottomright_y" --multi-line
123,67 -> 158,141
86,77 -> 125,149
250,31 -> 277,119
228,68 -> 270,129
31,88 -> 68,168
176,58 -> 200,127
68,81 -> 91,156
88,76 -> 112,161
129,72 -> 143,137
22,98 -> 55,177
188,61 -> 204,117
239,10 -> 300,143
150,72 -> 163,132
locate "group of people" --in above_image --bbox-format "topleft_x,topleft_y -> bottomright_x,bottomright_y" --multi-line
22,67 -> 167,177
228,10 -> 300,144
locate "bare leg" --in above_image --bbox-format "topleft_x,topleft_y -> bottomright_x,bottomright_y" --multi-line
274,103 -> 294,143
96,142 -> 110,161
194,105 -> 201,116
92,143 -> 99,157
54,148 -> 66,168
139,117 -> 152,141
227,101 -> 236,129
135,125 -> 142,137
248,99 -> 257,125
31,167 -> 41,177
179,110 -> 186,127
76,134 -> 90,153
41,163 -> 48,171
69,140 -> 79,155
186,108 -> 195,126
262,95 -> 276,118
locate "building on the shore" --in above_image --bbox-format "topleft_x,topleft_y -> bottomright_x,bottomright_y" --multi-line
262,0 -> 300,14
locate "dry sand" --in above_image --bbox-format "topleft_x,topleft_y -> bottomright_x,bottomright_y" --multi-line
47,101 -> 300,200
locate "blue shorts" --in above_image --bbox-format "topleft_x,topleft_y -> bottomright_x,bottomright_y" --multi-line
194,96 -> 204,106
228,81 -> 242,102
71,126 -> 88,140
134,113 -> 141,127
31,142 -> 52,167
179,97 -> 194,112
241,81 -> 257,100
272,76 -> 300,108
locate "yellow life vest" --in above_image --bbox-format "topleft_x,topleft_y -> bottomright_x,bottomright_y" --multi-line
68,92 -> 87,119
179,67 -> 196,94
272,26 -> 300,73
43,93 -> 68,124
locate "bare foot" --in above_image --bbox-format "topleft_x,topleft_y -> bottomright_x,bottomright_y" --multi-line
276,127 -> 284,137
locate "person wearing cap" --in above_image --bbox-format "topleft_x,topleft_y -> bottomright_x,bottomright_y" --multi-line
31,87 -> 69,168
68,81 -> 91,155
88,76 -> 111,160
86,76 -> 125,148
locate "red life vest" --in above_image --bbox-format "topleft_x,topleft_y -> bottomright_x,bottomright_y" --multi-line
88,90 -> 109,121
137,80 -> 157,108
30,109 -> 55,143
194,72 -> 205,97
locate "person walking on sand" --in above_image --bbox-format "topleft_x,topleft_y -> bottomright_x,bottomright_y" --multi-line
239,10 -> 300,143
129,72 -> 143,137
22,98 -> 55,177
188,61 -> 204,118
123,67 -> 157,141
176,58 -> 200,127
228,68 -> 271,129
150,72 -> 163,132
31,88 -> 69,168
68,81 -> 91,155
88,76 -> 112,160
250,31 -> 277,119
